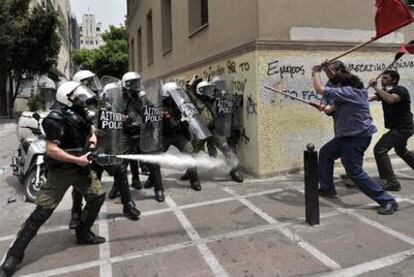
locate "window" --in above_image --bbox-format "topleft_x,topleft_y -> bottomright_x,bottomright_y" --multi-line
146,10 -> 154,65
161,0 -> 173,54
137,27 -> 143,71
130,39 -> 135,71
96,27 -> 100,32
188,0 -> 209,36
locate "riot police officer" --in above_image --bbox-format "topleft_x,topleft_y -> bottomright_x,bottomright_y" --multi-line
161,82 -> 205,191
120,72 -> 165,202
184,77 -> 244,183
68,72 -> 140,228
0,82 -> 106,277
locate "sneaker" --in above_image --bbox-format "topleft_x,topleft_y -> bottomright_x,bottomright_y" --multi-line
377,201 -> 398,215
383,180 -> 401,192
318,188 -> 337,197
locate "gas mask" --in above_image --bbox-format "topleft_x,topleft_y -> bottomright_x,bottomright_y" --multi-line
69,85 -> 98,123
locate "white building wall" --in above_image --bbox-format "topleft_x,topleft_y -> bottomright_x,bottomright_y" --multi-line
79,14 -> 105,50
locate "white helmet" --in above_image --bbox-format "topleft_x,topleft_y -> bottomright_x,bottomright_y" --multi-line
161,82 -> 179,98
56,81 -> 96,108
211,76 -> 227,92
73,70 -> 102,93
122,72 -> 142,92
196,80 -> 215,98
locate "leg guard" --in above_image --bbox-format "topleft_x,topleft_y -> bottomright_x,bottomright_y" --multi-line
114,166 -> 132,205
80,193 -> 106,232
2,206 -> 54,266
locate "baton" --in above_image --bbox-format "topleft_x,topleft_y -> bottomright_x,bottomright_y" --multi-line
263,86 -> 323,110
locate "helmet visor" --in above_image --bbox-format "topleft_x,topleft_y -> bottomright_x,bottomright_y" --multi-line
199,85 -> 216,98
125,78 -> 142,91
82,76 -> 102,92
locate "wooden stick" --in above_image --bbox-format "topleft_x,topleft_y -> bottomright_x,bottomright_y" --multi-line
367,58 -> 400,89
327,38 -> 376,63
374,59 -> 399,81
263,85 -> 323,110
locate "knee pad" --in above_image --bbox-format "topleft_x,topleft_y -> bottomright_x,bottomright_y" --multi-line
84,193 -> 106,207
30,206 -> 54,225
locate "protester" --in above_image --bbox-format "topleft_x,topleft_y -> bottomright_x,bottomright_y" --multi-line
312,62 -> 398,215
369,70 -> 414,191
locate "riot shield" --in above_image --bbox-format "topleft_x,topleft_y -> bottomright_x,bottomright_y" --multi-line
168,87 -> 212,140
140,102 -> 163,153
95,81 -> 124,165
212,76 -> 234,138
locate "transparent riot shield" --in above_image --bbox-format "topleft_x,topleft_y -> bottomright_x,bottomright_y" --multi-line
212,76 -> 233,138
95,80 -> 124,166
140,103 -> 163,153
168,86 -> 212,140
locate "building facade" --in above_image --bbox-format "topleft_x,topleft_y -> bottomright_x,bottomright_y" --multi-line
79,14 -> 105,50
126,0 -> 414,177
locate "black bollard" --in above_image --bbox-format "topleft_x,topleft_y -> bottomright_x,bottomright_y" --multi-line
304,143 -> 320,226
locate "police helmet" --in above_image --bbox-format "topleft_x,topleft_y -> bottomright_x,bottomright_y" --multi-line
196,81 -> 215,99
122,72 -> 142,92
73,70 -> 102,93
161,82 -> 179,98
56,81 -> 96,108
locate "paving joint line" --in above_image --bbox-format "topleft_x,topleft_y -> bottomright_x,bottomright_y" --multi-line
222,187 -> 342,271
19,208 -> 343,277
165,196 -> 228,277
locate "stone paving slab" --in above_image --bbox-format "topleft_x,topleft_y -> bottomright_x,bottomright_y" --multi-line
108,211 -> 189,257
182,200 -> 268,238
360,256 -> 414,277
358,201 -> 414,239
248,189 -> 334,222
11,229 -> 99,276
289,213 -> 413,268
206,229 -> 331,276
111,246 -> 213,277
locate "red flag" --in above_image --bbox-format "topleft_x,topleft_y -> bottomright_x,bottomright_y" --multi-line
374,0 -> 414,39
394,40 -> 414,60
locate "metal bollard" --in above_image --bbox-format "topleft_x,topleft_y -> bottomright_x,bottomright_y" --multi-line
304,143 -> 320,226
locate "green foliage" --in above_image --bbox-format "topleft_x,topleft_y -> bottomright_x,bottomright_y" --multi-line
27,90 -> 45,112
0,0 -> 61,116
0,0 -> 61,74
72,25 -> 128,79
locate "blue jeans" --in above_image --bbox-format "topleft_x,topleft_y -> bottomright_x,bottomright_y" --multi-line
319,136 -> 394,205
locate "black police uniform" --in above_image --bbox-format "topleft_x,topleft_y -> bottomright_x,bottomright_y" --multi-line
122,93 -> 165,202
0,107 -> 106,277
161,96 -> 201,190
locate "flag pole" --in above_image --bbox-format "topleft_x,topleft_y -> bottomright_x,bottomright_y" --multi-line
263,86 -> 323,110
374,58 -> 399,81
327,38 -> 377,63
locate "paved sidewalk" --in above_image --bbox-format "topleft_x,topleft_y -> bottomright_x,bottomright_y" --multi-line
0,159 -> 413,277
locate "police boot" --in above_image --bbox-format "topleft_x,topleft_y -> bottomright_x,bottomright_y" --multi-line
130,161 -> 142,190
154,190 -> 165,202
69,190 -> 83,229
123,201 -> 141,220
0,206 -> 53,276
180,169 -> 191,181
108,183 -> 119,199
230,168 -> 244,183
76,194 -> 106,245
188,167 -> 201,191
131,179 -> 142,190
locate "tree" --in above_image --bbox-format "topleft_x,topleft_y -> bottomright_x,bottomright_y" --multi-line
72,25 -> 128,79
0,0 -> 61,116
